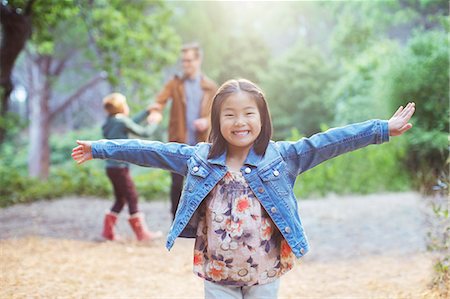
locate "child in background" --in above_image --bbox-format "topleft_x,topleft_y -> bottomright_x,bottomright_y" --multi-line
101,92 -> 161,242
73,80 -> 415,298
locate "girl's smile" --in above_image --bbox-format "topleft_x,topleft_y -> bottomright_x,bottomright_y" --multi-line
220,92 -> 262,155
232,130 -> 250,136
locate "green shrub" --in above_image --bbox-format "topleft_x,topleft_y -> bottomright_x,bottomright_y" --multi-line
379,30 -> 449,192
132,167 -> 171,201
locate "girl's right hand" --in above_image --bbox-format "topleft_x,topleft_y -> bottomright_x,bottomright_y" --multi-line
71,140 -> 93,165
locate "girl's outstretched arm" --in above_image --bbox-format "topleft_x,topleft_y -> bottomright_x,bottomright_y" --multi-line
276,102 -> 416,176
388,102 -> 415,136
72,139 -> 193,175
71,140 -> 93,165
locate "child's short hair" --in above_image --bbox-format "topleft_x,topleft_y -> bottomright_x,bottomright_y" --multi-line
208,79 -> 273,159
103,93 -> 127,115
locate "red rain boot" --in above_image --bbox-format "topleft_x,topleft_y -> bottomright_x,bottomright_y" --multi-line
102,212 -> 120,241
128,213 -> 162,241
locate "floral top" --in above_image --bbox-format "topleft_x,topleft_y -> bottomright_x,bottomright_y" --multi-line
193,171 -> 295,286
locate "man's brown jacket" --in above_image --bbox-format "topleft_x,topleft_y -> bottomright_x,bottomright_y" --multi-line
149,74 -> 218,143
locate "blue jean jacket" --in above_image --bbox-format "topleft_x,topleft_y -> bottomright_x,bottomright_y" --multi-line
92,119 -> 389,258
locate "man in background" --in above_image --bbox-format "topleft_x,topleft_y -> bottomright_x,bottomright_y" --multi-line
147,43 -> 218,219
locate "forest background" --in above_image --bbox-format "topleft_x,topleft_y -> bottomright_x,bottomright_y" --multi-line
0,0 -> 448,206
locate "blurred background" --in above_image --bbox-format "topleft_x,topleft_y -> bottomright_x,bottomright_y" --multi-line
0,0 -> 448,206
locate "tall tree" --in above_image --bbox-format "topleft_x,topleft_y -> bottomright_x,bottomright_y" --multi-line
0,0 -> 33,144
2,0 -> 180,178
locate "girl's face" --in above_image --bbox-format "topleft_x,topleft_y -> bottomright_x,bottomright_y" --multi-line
219,92 -> 262,154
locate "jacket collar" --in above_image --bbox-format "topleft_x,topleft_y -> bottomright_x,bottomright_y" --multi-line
207,150 -> 226,167
207,146 -> 262,167
178,72 -> 215,92
243,147 -> 262,167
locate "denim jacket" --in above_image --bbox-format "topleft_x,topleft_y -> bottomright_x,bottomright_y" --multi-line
92,119 -> 389,258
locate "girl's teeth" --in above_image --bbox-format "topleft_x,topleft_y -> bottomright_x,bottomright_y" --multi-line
234,131 -> 248,136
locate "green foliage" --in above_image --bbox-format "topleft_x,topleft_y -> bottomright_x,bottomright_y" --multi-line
329,0 -> 402,61
9,0 -> 181,102
261,43 -> 337,139
213,34 -> 270,85
378,30 -> 449,190
50,128 -> 102,165
0,156 -> 172,208
4,0 -> 446,208
83,0 -> 181,97
0,160 -> 110,207
0,127 -> 171,207
133,168 -> 171,200
23,0 -> 81,55
169,1 -> 270,85
330,41 -> 400,125
0,112 -> 27,140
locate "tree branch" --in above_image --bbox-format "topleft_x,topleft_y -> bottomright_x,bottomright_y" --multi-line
51,49 -> 77,76
49,72 -> 106,121
24,0 -> 36,15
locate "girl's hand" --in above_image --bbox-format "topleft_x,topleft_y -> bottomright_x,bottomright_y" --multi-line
71,140 -> 93,164
388,102 -> 415,136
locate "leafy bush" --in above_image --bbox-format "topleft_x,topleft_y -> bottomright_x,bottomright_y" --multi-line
50,128 -> 102,166
133,167 -> 171,200
0,158 -> 172,208
261,42 -> 337,140
0,127 -> 172,207
378,30 -> 449,192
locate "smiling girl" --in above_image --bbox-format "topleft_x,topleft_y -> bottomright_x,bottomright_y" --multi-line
72,79 -> 415,298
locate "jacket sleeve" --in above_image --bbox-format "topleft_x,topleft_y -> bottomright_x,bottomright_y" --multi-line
131,110 -> 150,123
148,79 -> 174,113
122,116 -> 156,138
276,119 -> 390,176
91,139 -> 193,176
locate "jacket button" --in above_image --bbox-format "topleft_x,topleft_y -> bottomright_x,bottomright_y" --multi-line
193,166 -> 199,172
300,248 -> 305,254
284,226 -> 291,234
270,207 -> 277,213
273,170 -> 279,177
244,167 -> 251,174
258,187 -> 265,193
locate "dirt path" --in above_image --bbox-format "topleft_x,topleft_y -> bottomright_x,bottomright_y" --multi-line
0,192 -> 436,298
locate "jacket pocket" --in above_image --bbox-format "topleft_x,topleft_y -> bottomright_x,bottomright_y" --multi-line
185,158 -> 210,193
259,161 -> 289,195
258,161 -> 297,213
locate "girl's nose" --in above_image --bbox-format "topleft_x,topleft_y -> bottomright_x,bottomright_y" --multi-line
234,118 -> 245,126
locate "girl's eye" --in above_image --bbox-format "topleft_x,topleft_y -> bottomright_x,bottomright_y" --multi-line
246,112 -> 255,116
224,114 -> 234,117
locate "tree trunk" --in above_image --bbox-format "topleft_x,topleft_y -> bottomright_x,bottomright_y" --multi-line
27,57 -> 104,179
0,2 -> 33,145
28,77 -> 51,179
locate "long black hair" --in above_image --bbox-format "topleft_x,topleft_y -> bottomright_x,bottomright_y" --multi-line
208,79 -> 273,159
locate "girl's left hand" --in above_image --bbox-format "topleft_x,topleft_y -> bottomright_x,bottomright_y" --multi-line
388,102 -> 415,136
71,140 -> 93,164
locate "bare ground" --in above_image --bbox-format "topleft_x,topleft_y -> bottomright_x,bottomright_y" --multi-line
0,192 -> 438,298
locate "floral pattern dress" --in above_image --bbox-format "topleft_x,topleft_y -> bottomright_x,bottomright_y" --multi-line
193,171 -> 295,286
